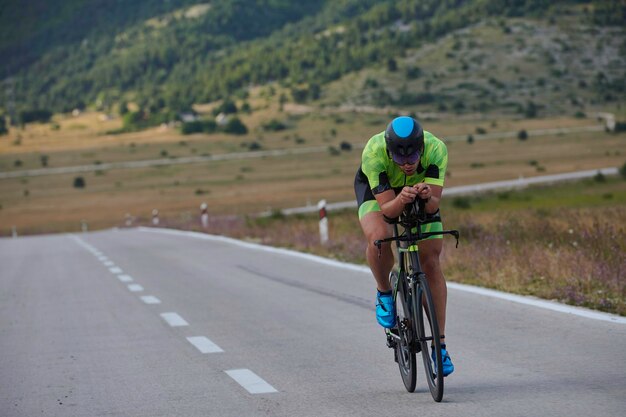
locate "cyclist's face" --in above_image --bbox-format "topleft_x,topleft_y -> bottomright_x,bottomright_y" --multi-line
396,159 -> 419,175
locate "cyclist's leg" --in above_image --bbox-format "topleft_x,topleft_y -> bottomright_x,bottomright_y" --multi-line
359,211 -> 394,291
355,168 -> 394,292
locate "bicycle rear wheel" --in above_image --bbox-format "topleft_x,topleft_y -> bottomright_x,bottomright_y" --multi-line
391,271 -> 416,392
415,274 -> 444,402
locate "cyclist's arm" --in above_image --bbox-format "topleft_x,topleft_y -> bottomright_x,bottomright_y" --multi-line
417,183 -> 443,213
374,187 -> 417,219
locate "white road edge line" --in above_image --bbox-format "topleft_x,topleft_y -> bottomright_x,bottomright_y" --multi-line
140,295 -> 161,304
225,369 -> 277,394
187,336 -> 224,353
138,227 -> 626,324
160,312 -> 189,327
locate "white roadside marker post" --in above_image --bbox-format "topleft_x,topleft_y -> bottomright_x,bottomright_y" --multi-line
318,199 -> 329,245
12,226 -> 17,238
200,202 -> 209,229
152,209 -> 159,226
125,213 -> 133,227
81,220 -> 88,232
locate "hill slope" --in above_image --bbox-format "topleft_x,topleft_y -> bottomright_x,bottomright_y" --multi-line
1,0 -> 624,120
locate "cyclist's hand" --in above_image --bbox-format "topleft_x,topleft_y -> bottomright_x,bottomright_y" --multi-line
414,183 -> 432,200
398,186 -> 418,204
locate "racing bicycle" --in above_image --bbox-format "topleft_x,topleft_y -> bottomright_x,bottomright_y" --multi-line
374,198 -> 459,402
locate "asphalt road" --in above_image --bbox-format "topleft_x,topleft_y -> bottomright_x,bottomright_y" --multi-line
1,229 -> 624,417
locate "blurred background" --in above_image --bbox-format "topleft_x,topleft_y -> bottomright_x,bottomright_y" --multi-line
0,0 -> 624,313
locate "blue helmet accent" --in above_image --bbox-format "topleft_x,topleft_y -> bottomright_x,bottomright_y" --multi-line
384,116 -> 424,157
391,116 -> 415,138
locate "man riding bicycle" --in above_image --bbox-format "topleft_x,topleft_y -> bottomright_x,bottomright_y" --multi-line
354,116 -> 454,376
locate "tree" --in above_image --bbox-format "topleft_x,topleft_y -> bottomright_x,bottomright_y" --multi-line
0,116 -> 8,135
518,130 -> 528,140
222,117 -> 248,135
73,177 -> 86,188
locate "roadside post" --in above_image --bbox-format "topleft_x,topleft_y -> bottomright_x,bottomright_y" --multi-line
11,226 -> 17,238
81,220 -> 88,232
200,203 -> 209,228
152,209 -> 159,226
318,199 -> 329,245
125,213 -> 133,227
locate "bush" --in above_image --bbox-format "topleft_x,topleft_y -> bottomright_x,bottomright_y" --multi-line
19,109 -> 52,124
73,177 -> 85,188
593,171 -> 606,182
181,120 -> 217,134
212,99 -> 238,115
223,117 -> 248,135
340,141 -> 352,151
262,119 -> 287,131
518,130 -> 529,140
619,162 -> 626,180
452,197 -> 472,209
0,116 -> 8,135
248,142 -> 262,151
467,135 -> 474,144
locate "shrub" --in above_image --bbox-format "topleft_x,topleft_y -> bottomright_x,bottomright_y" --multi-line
518,130 -> 529,140
340,141 -> 352,151
452,197 -> 472,209
248,142 -> 262,151
406,66 -> 422,79
181,120 -> 217,135
40,155 -> 48,167
73,177 -> 85,188
262,119 -> 287,131
14,159 -> 22,167
19,109 -> 52,124
222,117 -> 248,135
467,135 -> 474,144
0,116 -> 8,135
475,127 -> 487,134
620,162 -> 626,180
212,99 -> 237,115
593,171 -> 606,182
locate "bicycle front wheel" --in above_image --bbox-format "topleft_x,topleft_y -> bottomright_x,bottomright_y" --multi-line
415,274 -> 444,402
392,271 -> 416,392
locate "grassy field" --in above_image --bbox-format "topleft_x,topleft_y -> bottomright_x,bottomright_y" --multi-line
0,105 -> 624,235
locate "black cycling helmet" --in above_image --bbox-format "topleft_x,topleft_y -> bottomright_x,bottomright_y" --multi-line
385,116 -> 424,165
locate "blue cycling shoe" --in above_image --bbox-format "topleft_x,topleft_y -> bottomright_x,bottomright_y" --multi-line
432,346 -> 455,377
376,290 -> 396,328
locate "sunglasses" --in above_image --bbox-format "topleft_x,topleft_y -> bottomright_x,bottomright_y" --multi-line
391,150 -> 420,166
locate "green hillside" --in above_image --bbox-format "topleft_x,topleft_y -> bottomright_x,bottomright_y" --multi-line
1,0 -> 624,124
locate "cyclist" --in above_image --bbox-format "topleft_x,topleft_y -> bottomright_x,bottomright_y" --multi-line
354,116 -> 454,376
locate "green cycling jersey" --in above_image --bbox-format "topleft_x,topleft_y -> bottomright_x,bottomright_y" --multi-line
361,130 -> 448,194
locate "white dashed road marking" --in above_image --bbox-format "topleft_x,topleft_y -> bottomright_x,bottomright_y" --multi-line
109,267 -> 123,274
103,261 -> 114,267
118,275 -> 133,282
128,284 -> 144,292
225,369 -> 278,394
140,295 -> 161,304
160,312 -> 189,327
186,336 -> 224,353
